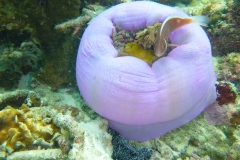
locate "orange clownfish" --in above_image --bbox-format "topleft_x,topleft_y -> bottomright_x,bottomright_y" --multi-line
154,15 -> 210,57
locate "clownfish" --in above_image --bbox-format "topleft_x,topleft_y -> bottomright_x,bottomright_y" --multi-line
154,15 -> 210,57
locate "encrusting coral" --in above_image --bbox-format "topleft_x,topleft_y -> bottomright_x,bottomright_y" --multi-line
0,104 -> 60,153
6,109 -> 113,160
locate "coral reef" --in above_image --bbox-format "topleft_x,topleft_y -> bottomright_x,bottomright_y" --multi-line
0,105 -> 60,154
131,115 -> 240,159
0,0 -> 82,49
135,0 -> 193,6
207,21 -> 240,56
34,35 -> 79,87
231,111 -> 240,126
51,112 -> 113,160
0,1 -> 82,33
108,128 -> 152,160
0,0 -> 84,88
232,0 -> 240,26
81,102 -> 99,120
174,0 -> 240,56
53,104 -> 80,118
204,99 -> 239,127
211,57 -> 240,133
204,102 -> 232,125
216,81 -> 237,105
0,84 -> 113,159
35,4 -> 108,87
175,0 -> 229,17
206,0 -> 239,56
55,4 -> 107,36
214,53 -> 240,88
127,48 -> 239,159
55,135 -> 71,154
0,41 -> 42,90
7,149 -> 65,160
1,0 -> 240,159
0,90 -> 41,110
128,66 -> 240,159
84,0 -> 127,6
229,129 -> 240,159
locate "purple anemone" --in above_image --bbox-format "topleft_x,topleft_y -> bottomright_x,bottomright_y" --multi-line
76,1 -> 216,142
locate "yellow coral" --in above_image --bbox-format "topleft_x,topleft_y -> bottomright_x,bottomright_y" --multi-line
124,42 -> 157,64
0,105 -> 60,153
228,53 -> 240,64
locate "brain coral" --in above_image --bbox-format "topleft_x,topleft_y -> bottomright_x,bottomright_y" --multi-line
76,1 -> 217,141
0,104 -> 60,153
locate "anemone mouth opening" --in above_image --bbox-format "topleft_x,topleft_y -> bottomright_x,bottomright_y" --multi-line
111,23 -> 168,66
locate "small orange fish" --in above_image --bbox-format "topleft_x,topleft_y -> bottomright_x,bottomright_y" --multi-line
154,16 -> 210,57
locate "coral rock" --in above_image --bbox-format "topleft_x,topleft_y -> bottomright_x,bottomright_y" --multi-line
216,81 -> 237,105
0,105 -> 60,153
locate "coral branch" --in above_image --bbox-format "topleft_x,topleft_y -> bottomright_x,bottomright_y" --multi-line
50,112 -> 113,160
7,149 -> 64,160
55,5 -> 106,36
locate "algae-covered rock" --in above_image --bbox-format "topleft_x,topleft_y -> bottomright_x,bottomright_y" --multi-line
131,114 -> 240,159
0,0 -> 82,46
214,53 -> 240,83
0,90 -> 41,110
0,0 -> 83,88
0,42 -> 42,90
